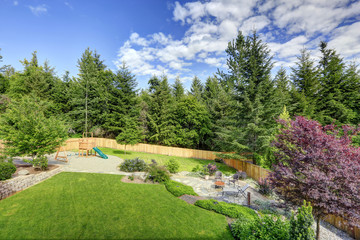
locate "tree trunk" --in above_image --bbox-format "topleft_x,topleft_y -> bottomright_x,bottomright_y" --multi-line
316,217 -> 320,240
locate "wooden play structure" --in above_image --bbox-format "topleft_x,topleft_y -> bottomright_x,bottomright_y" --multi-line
55,132 -> 108,161
78,132 -> 96,157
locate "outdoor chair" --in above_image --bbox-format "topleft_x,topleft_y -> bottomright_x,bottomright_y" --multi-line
228,173 -> 240,186
236,184 -> 249,199
215,171 -> 222,181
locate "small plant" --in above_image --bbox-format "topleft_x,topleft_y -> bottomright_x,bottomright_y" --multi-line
195,199 -> 258,220
146,165 -> 170,183
204,163 -> 217,176
119,158 -> 148,172
30,156 -> 48,171
238,171 -> 247,179
191,165 -> 202,173
290,201 -> 315,240
149,159 -> 158,167
214,158 -> 224,163
256,177 -> 272,196
0,162 -> 16,180
165,159 -> 179,173
164,180 -> 198,197
128,175 -> 134,181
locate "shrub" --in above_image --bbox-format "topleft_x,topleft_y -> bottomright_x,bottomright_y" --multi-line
165,159 -> 180,173
0,162 -> 16,180
128,175 -> 134,181
146,165 -> 170,183
119,158 -> 148,172
32,156 -> 48,170
290,201 -> 315,240
164,180 -> 198,197
195,199 -> 258,220
238,171 -> 247,179
214,158 -> 224,163
191,165 -> 202,173
256,178 -> 272,196
204,163 -> 217,176
231,214 -> 289,240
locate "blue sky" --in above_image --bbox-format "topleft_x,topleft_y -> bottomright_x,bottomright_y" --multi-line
1,0 -> 360,90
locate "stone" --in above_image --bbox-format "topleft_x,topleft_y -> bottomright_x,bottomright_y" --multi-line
18,170 -> 30,176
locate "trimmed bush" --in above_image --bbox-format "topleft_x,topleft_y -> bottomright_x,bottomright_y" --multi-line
119,158 -> 148,172
146,165 -> 170,183
0,162 -> 16,180
165,159 -> 180,173
290,201 -> 315,240
164,180 -> 198,197
231,214 -> 289,240
195,199 -> 258,220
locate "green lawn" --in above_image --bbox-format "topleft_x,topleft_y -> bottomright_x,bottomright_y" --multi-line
99,147 -> 236,175
0,172 -> 233,239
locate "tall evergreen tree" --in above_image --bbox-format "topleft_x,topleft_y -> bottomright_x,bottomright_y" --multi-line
172,77 -> 184,101
68,48 -> 110,134
223,31 -> 278,162
273,67 -> 291,110
316,42 -> 355,124
342,62 -> 360,123
290,48 -> 319,118
190,76 -> 203,102
104,63 -> 140,138
146,75 -> 174,145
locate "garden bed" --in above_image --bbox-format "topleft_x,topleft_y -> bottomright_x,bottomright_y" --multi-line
13,164 -> 59,177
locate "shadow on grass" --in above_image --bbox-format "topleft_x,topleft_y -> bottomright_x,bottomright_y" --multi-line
112,150 -> 132,155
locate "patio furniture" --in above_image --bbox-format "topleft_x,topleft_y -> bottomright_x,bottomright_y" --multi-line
214,181 -> 225,189
228,172 -> 240,186
221,184 -> 250,202
215,171 -> 222,181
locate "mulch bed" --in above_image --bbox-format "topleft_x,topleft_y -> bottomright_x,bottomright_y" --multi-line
121,176 -> 159,185
13,164 -> 59,177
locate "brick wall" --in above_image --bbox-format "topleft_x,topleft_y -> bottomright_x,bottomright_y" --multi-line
0,166 -> 62,200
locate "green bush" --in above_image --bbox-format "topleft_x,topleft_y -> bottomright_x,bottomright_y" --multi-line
146,165 -> 170,183
290,201 -> 315,240
195,199 -> 258,220
231,214 -> 289,240
31,156 -> 48,171
119,158 -> 148,172
165,159 -> 180,173
164,180 -> 198,197
0,162 -> 16,180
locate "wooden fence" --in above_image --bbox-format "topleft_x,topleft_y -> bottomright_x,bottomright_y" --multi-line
1,137 -> 359,238
63,138 -> 219,160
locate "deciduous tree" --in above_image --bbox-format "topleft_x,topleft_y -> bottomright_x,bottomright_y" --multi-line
269,116 -> 360,240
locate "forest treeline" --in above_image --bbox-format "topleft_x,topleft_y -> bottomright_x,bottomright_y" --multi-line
1,31 -> 359,169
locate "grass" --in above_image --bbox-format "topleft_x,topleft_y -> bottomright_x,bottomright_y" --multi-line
0,172 -> 233,239
99,147 -> 237,175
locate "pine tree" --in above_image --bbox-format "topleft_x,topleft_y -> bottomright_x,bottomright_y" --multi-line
190,76 -> 203,102
316,42 -> 355,124
342,62 -> 360,123
223,31 -> 278,162
172,77 -> 185,101
273,67 -> 291,111
146,75 -> 175,145
68,48 -> 110,134
290,48 -> 319,118
104,63 -> 140,138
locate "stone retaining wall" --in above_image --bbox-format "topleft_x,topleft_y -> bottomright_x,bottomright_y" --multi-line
0,166 -> 62,200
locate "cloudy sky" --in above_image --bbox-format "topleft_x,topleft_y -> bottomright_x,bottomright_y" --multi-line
1,0 -> 360,89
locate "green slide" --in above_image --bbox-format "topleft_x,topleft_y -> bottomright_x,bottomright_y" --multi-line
93,147 -> 108,159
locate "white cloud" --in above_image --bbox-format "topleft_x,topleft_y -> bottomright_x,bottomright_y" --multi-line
29,4 -> 48,16
114,0 -> 360,82
13,1 -> 18,6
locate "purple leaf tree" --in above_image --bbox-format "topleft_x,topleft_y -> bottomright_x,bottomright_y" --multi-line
268,116 -> 360,240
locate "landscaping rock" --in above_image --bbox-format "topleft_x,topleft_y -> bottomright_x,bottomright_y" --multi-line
18,170 -> 30,176
133,172 -> 147,181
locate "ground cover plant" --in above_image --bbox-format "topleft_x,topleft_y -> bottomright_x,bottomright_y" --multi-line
0,172 -> 233,239
164,180 -> 198,197
99,147 -> 236,175
195,199 -> 258,220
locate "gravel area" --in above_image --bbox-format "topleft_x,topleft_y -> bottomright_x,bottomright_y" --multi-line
316,220 -> 354,240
